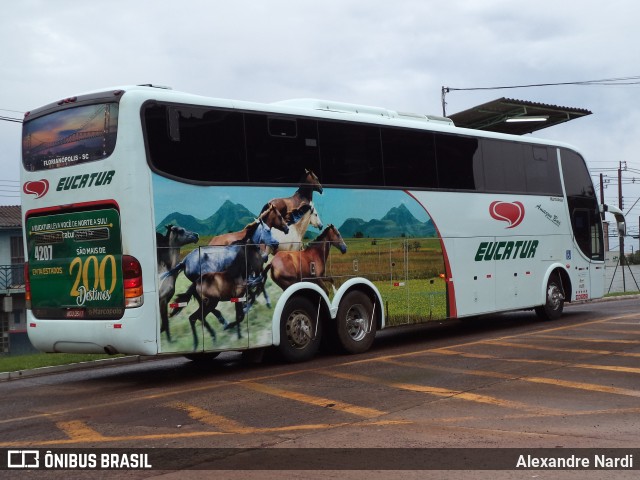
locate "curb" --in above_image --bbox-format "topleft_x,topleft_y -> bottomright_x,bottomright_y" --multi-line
0,355 -> 155,382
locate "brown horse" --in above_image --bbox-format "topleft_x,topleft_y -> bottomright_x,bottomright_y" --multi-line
179,240 -> 262,346
267,224 -> 347,292
209,202 -> 289,247
261,169 -> 323,220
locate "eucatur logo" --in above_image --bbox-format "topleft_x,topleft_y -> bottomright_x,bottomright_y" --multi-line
23,180 -> 50,199
489,201 -> 525,228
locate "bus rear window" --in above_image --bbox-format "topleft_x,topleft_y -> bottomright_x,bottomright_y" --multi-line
22,103 -> 119,171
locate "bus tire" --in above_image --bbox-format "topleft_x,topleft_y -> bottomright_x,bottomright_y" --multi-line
335,290 -> 376,354
535,274 -> 564,320
278,296 -> 322,362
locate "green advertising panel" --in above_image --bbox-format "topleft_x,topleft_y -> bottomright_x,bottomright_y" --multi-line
26,208 -> 124,319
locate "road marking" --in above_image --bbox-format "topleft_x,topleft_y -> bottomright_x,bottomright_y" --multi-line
579,327 -> 640,335
316,369 -> 564,415
431,347 -> 640,375
171,401 -> 253,433
240,381 -> 385,419
483,339 -> 640,358
382,358 -> 640,399
531,334 -> 640,344
599,321 -> 640,326
0,419 -> 410,447
56,420 -> 107,442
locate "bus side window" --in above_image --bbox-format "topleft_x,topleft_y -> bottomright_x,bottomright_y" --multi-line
434,133 -> 481,190
318,121 -> 384,187
481,139 -> 526,193
144,105 -> 247,183
245,114 -> 321,184
381,127 -> 438,189
525,146 -> 563,195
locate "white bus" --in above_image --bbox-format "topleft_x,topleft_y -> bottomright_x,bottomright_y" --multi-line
20,85 -> 625,362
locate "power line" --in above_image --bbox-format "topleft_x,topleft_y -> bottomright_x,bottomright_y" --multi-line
444,76 -> 640,92
441,75 -> 640,115
0,115 -> 22,123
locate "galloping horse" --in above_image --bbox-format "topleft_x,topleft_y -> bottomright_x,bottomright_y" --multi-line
163,217 -> 279,285
167,213 -> 282,348
156,224 -> 199,342
267,224 -> 348,292
209,202 -> 289,251
274,202 -> 324,251
241,202 -> 325,313
262,169 -> 323,220
171,239 -> 265,348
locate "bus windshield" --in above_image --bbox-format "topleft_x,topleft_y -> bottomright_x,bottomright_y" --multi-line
22,103 -> 119,171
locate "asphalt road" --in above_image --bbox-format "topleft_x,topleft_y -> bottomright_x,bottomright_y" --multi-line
2,298 -> 640,479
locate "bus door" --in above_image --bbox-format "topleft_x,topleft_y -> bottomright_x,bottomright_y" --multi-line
570,208 -> 602,301
560,148 -> 605,301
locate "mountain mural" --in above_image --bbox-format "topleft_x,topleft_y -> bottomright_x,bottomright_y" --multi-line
337,204 -> 436,238
158,201 -> 436,239
157,200 -> 256,235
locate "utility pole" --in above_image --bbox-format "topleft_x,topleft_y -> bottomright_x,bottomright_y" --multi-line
600,173 -> 605,220
619,162 -> 626,291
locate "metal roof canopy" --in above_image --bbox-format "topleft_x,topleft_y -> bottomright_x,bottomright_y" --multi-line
448,97 -> 592,135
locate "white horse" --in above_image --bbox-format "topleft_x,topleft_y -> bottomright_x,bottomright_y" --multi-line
242,202 -> 323,311
273,202 -> 323,251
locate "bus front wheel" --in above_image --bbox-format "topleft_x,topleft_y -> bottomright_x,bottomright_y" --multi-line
535,274 -> 564,320
335,290 -> 376,354
278,296 -> 322,362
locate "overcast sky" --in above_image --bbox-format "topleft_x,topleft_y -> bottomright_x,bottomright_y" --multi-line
2,0 -> 640,244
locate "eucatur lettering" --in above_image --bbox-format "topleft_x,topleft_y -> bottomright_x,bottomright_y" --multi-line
474,240 -> 539,261
56,170 -> 115,191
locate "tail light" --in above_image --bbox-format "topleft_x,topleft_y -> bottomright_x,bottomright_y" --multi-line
122,255 -> 143,308
24,262 -> 31,308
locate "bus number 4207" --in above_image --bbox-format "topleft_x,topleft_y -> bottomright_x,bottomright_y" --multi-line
34,245 -> 53,261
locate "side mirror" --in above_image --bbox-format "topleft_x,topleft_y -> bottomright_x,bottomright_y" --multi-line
602,204 -> 626,236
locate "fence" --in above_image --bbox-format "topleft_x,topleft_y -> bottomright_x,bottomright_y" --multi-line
606,263 -> 640,294
0,264 -> 25,293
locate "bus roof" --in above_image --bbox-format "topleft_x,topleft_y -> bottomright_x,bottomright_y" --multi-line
29,84 -> 586,154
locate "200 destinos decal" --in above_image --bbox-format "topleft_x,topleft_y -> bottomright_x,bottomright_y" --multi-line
489,201 -> 525,228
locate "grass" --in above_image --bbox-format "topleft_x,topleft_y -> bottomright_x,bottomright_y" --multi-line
0,353 -> 122,373
604,290 -> 640,297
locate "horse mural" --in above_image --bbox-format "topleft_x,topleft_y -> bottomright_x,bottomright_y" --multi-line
156,224 -> 199,342
167,210 -> 284,348
275,202 -> 324,251
241,202 -> 324,313
170,239 -> 266,348
267,224 -> 348,293
209,202 -> 289,253
261,169 -> 323,221
163,215 -> 280,285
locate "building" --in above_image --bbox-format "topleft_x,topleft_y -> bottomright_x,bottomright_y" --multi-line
0,205 -> 31,354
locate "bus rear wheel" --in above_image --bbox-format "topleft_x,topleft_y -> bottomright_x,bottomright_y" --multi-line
535,274 -> 564,320
278,296 -> 322,362
335,291 -> 376,354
